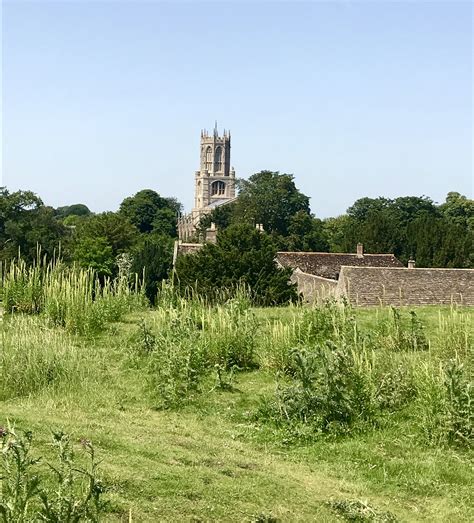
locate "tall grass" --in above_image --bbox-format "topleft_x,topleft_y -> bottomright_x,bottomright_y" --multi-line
1,256 -> 146,335
130,288 -> 472,447
131,286 -> 258,407
1,315 -> 87,400
2,268 -> 472,448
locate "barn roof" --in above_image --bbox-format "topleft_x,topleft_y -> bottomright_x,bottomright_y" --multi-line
276,251 -> 403,280
337,266 -> 474,306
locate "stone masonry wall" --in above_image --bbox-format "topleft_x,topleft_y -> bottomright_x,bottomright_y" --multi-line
291,268 -> 337,303
337,267 -> 474,307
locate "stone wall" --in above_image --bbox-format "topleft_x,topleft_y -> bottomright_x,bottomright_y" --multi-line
291,268 -> 337,303
173,241 -> 204,266
337,266 -> 474,307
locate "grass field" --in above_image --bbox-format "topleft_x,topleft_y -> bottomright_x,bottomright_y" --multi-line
1,273 -> 473,521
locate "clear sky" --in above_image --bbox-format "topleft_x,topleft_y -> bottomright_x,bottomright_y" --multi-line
2,0 -> 472,217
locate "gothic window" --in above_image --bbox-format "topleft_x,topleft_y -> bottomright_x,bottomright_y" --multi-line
214,146 -> 222,172
211,181 -> 225,196
205,146 -> 213,171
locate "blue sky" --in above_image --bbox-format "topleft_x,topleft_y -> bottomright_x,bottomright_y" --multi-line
2,0 -> 472,217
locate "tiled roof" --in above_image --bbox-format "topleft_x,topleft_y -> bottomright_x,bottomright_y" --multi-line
338,266 -> 474,306
276,251 -> 403,280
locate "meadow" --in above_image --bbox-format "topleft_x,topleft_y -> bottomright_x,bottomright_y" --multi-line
0,261 -> 473,522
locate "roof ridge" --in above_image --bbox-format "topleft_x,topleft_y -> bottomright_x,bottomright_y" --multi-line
340,266 -> 474,272
276,251 -> 397,257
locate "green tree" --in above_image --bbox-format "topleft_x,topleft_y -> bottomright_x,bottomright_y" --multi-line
119,189 -> 180,236
74,212 -> 137,256
0,188 -> 68,262
439,192 -> 474,231
73,236 -> 115,276
55,204 -> 92,219
284,211 -> 329,251
198,202 -> 236,236
234,171 -> 310,236
131,234 -> 174,303
323,215 -> 352,253
175,223 -> 297,305
72,212 -> 138,275
346,197 -> 391,221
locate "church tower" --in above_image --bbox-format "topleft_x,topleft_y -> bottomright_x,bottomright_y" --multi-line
192,123 -> 236,221
177,124 -> 236,242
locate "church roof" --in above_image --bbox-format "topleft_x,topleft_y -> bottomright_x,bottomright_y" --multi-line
276,251 -> 403,280
205,196 -> 238,209
206,199 -> 229,209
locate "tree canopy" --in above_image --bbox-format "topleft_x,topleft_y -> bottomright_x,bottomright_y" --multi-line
119,189 -> 180,236
175,223 -> 297,305
0,188 -> 67,262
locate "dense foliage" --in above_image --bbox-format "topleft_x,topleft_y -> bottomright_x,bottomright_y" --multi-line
331,193 -> 473,266
175,223 -> 297,305
0,187 -> 177,301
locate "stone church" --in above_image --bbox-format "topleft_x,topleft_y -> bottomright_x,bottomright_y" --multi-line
177,124 -> 236,242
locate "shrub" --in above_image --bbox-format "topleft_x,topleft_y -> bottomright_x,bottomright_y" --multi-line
258,342 -> 377,436
174,224 -> 297,306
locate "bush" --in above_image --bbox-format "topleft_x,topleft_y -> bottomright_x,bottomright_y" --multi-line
175,224 -> 297,306
258,342 -> 377,436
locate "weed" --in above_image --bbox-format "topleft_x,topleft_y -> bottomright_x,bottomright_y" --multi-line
258,342 -> 377,436
327,499 -> 398,522
442,359 -> 473,447
0,425 -> 41,521
0,425 -> 106,522
374,308 -> 429,352
39,432 -> 106,522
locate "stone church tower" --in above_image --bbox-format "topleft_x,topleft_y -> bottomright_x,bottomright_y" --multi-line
193,124 -> 236,216
178,124 -> 236,241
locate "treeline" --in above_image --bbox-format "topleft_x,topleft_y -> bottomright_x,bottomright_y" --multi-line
200,171 -> 473,268
1,173 -> 472,302
0,188 -> 179,301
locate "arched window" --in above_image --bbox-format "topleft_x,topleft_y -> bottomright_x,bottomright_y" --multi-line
205,146 -> 213,171
214,146 -> 222,172
211,181 -> 226,196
